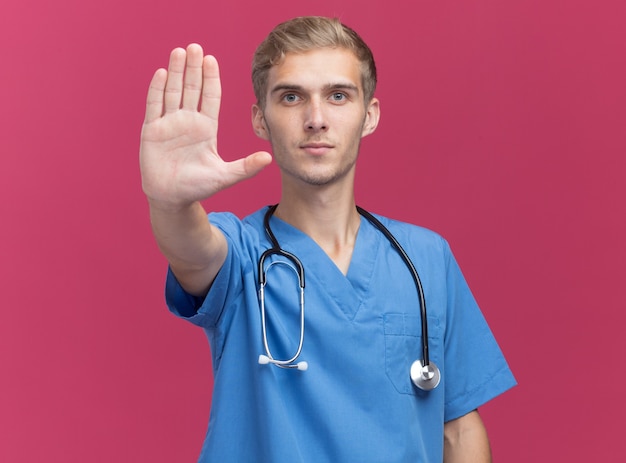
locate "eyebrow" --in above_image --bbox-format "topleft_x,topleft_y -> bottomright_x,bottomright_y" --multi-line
269,82 -> 360,95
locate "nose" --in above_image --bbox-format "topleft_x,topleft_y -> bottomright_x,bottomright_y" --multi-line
304,99 -> 327,132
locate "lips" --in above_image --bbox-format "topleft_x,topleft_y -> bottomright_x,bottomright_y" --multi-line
300,142 -> 333,156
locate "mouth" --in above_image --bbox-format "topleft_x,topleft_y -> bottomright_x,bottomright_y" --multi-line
300,142 -> 334,156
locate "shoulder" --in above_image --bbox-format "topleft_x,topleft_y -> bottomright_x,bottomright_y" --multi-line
208,207 -> 268,238
204,208 -> 272,260
362,210 -> 451,256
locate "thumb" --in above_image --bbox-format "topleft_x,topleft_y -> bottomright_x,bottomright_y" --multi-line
243,151 -> 273,177
223,151 -> 272,185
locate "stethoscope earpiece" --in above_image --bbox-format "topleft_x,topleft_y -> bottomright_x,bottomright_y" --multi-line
410,359 -> 441,391
258,354 -> 308,371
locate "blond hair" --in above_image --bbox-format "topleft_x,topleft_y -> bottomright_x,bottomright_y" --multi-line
252,16 -> 377,107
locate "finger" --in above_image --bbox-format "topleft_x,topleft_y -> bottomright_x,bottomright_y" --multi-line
144,68 -> 167,123
200,55 -> 222,122
182,44 -> 204,110
163,47 -> 186,113
223,151 -> 273,186
243,151 -> 273,177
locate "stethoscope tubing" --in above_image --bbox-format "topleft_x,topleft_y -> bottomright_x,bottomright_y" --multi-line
258,204 -> 434,378
355,206 -> 431,367
258,205 -> 307,369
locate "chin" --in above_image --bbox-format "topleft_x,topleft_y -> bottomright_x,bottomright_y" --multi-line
298,167 -> 355,187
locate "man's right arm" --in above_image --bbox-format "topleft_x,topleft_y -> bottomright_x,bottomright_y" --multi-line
148,201 -> 227,297
139,44 -> 271,296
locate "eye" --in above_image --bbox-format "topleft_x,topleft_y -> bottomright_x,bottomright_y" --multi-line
282,93 -> 300,104
330,92 -> 346,102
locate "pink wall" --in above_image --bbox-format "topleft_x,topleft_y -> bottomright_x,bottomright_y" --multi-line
1,0 -> 624,461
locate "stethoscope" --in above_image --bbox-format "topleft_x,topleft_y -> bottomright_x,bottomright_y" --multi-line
257,204 -> 441,391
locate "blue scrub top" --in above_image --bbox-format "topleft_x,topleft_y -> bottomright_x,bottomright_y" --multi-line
166,207 -> 516,462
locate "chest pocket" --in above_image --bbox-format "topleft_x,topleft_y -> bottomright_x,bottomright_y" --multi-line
383,312 -> 442,395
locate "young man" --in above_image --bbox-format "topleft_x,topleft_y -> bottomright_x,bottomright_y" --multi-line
140,16 -> 515,463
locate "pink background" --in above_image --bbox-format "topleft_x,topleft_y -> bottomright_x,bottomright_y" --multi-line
1,0 -> 625,461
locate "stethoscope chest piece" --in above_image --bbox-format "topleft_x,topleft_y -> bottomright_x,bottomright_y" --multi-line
410,359 -> 441,391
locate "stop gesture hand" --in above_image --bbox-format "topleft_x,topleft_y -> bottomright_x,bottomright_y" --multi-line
140,44 -> 272,210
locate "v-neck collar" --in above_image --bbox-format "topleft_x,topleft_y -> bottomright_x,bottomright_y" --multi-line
265,211 -> 381,321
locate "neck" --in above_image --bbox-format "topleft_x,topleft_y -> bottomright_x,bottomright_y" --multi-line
274,183 -> 361,275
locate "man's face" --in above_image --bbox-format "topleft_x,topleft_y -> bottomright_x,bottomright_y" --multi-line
252,47 -> 379,188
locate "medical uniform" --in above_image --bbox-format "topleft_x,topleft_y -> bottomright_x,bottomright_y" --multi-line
166,207 -> 516,462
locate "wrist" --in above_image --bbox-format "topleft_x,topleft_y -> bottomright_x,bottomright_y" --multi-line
146,197 -> 204,216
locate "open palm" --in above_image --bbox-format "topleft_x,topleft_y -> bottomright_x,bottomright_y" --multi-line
140,44 -> 271,208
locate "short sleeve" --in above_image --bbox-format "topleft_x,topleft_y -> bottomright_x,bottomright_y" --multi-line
441,242 -> 516,421
164,212 -> 248,329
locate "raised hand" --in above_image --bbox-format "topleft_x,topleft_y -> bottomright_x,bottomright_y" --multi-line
140,44 -> 272,210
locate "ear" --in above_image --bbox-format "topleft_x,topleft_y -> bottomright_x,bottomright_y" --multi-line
361,97 -> 380,138
251,104 -> 270,140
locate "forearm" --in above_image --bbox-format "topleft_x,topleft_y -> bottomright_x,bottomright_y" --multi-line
443,410 -> 492,463
149,199 -> 227,296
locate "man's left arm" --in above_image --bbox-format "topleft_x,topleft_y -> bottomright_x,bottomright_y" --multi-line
443,410 -> 492,463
